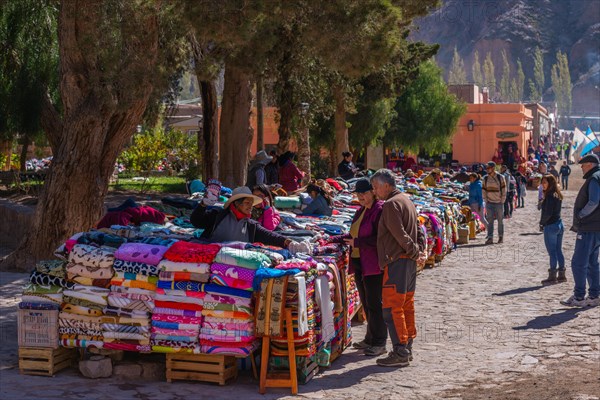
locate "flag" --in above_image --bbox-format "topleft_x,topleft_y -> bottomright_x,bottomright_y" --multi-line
572,127 -> 592,161
580,126 -> 599,157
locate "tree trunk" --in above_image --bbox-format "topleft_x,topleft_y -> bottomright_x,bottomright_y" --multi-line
219,64 -> 252,188
0,140 -> 12,171
333,84 -> 349,169
0,1 -> 160,272
256,75 -> 264,151
276,49 -> 294,155
328,141 -> 337,177
19,135 -> 30,172
297,120 -> 311,183
200,80 -> 219,180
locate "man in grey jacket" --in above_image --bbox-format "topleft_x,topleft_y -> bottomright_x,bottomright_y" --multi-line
482,161 -> 506,245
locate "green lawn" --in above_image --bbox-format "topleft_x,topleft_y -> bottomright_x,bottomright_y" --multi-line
110,176 -> 188,194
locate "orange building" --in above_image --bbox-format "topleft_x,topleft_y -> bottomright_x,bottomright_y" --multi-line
449,85 -> 533,165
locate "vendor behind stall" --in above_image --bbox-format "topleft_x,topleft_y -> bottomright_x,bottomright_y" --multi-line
190,183 -> 310,254
302,184 -> 334,216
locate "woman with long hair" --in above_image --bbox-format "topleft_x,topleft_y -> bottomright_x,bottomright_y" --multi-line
538,174 -> 566,285
251,184 -> 281,231
301,183 -> 333,216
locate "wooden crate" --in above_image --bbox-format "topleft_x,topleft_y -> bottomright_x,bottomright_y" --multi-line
18,309 -> 59,348
19,346 -> 77,376
166,353 -> 237,385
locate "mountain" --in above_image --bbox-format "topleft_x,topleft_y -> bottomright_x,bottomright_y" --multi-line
411,0 -> 600,116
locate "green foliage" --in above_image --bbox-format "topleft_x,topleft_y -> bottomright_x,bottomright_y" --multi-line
533,47 -> 545,101
348,97 -> 396,154
448,46 -> 466,85
385,60 -> 466,155
472,51 -> 483,88
483,52 -> 496,98
119,128 -> 198,175
551,51 -> 572,121
499,50 -> 511,102
516,59 -> 525,101
110,176 -> 188,194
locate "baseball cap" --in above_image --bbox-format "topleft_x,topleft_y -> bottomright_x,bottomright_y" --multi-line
578,153 -> 599,164
486,161 -> 496,168
352,178 -> 373,193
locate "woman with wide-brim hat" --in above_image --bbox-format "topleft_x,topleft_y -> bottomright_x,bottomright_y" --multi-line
190,184 -> 311,254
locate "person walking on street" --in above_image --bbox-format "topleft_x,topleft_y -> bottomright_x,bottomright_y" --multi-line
538,175 -> 566,285
561,154 -> 600,307
468,173 -> 488,228
501,165 -> 515,218
482,161 -> 506,245
370,169 -> 424,368
328,179 -> 387,356
559,161 -> 571,190
515,172 -> 527,208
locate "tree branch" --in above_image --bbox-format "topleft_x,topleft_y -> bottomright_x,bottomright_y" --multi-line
40,91 -> 62,152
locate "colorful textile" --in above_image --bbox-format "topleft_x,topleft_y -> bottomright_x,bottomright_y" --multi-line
110,278 -> 156,291
210,263 -> 256,282
200,344 -> 255,357
151,327 -> 199,336
107,296 -> 154,312
152,313 -> 202,325
30,270 -> 75,289
114,243 -> 169,265
109,285 -> 154,297
158,270 -> 209,282
63,295 -> 104,311
68,244 -> 115,269
101,324 -> 150,334
156,281 -> 204,292
21,294 -> 62,304
210,274 -> 254,291
202,302 -> 252,315
213,247 -> 271,270
201,310 -> 253,320
158,260 -> 210,274
35,260 -> 67,278
76,231 -> 127,248
104,305 -> 150,319
151,320 -> 201,331
112,260 -> 160,276
66,263 -> 114,280
114,272 -> 158,284
202,284 -> 253,299
61,304 -> 103,317
60,338 -> 104,349
153,301 -> 203,311
256,276 -> 288,337
69,276 -> 112,288
162,241 -> 220,263
104,331 -> 149,341
150,333 -> 197,343
108,291 -> 154,302
203,319 -> 254,332
22,283 -> 63,294
59,326 -> 103,337
18,302 -> 60,310
199,332 -> 254,343
63,289 -> 108,306
103,341 -> 152,353
204,293 -> 252,308
153,308 -> 203,318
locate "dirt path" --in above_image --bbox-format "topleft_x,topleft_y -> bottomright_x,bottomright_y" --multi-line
0,164 -> 598,399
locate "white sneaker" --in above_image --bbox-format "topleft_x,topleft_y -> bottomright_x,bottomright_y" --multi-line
585,296 -> 600,307
560,295 -> 587,307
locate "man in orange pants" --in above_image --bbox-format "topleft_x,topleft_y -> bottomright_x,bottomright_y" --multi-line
371,169 -> 421,367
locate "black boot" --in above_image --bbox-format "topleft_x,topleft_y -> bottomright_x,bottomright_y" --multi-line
541,269 -> 558,286
407,338 -> 414,361
557,269 -> 567,283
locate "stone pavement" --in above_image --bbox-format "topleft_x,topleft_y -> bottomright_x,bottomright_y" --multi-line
0,167 -> 598,399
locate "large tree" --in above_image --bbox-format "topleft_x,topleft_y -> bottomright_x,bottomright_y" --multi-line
448,46 -> 467,85
385,60 -> 466,154
1,0 -> 188,271
483,52 -> 496,99
471,50 -> 483,88
551,50 -> 572,124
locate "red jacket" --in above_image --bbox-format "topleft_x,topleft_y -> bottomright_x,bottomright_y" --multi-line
279,161 -> 304,193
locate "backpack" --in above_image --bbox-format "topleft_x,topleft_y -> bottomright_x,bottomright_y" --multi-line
484,174 -> 505,199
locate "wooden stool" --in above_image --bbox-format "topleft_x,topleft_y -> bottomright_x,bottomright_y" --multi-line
259,308 -> 297,395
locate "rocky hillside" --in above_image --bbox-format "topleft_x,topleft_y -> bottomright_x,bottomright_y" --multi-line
411,0 -> 600,115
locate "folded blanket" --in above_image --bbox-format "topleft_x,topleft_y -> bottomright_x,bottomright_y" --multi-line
109,285 -> 154,297
112,259 -> 160,276
103,341 -> 152,353
104,305 -> 150,319
162,241 -> 220,264
21,293 -> 62,304
151,327 -> 199,336
153,308 -> 203,318
63,295 -> 105,311
203,318 -> 254,332
201,309 -> 253,320
66,263 -> 114,280
114,243 -> 169,265
202,284 -> 253,299
198,333 -> 254,343
107,296 -> 154,312
202,301 -> 252,315
155,288 -> 205,299
156,281 -> 204,292
59,311 -> 103,323
101,324 -> 150,334
151,340 -> 199,350
110,278 -> 156,291
150,333 -> 198,343
151,346 -> 197,354
68,244 -> 115,269
108,291 -> 154,302
213,247 -> 271,270
200,344 -> 256,357
22,283 -> 63,294
153,294 -> 203,306
18,302 -> 60,310
158,260 -> 210,274
210,274 -> 254,291
114,272 -> 158,284
99,315 -> 149,326
59,326 -> 103,337
204,293 -> 252,308
60,338 -> 104,349
63,289 -> 108,306
69,276 -> 112,288
61,303 -> 104,316
152,313 -> 203,325
35,260 -> 67,278
103,331 -> 149,341
151,320 -> 201,331
153,301 -> 203,311
158,270 -> 209,283
209,263 -> 256,282
29,270 -> 75,289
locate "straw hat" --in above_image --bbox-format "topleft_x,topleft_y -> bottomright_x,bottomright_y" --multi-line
253,150 -> 273,164
223,187 -> 263,209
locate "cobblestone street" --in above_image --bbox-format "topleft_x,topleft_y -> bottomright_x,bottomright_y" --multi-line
1,168 -> 598,399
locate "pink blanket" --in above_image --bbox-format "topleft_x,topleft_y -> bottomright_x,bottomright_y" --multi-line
114,243 -> 169,265
210,263 -> 256,282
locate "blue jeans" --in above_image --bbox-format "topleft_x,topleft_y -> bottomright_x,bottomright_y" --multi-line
571,231 -> 600,299
561,176 -> 568,190
543,221 -> 565,271
485,203 -> 504,239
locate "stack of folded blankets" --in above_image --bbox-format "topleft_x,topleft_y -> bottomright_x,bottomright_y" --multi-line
199,246 -> 269,356
21,260 -> 73,312
59,244 -> 115,347
103,242 -> 168,351
151,241 -> 220,354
